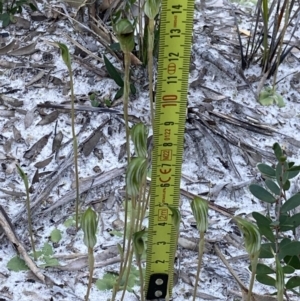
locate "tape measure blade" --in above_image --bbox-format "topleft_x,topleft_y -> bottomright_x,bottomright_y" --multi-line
146,0 -> 194,299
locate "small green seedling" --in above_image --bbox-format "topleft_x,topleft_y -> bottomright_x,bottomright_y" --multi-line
259,87 -> 285,107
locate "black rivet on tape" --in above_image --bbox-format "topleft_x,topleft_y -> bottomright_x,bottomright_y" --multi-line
146,273 -> 168,300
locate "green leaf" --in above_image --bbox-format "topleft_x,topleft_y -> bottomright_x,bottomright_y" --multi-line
258,87 -> 285,107
286,276 -> 300,289
64,217 -> 76,227
288,169 -> 300,180
281,193 -> 300,213
50,228 -> 62,243
40,256 -> 59,268
0,12 -> 10,27
114,87 -> 124,100
282,179 -> 290,191
7,256 -> 29,271
265,180 -> 280,196
42,242 -> 54,256
103,55 -> 124,87
273,143 -> 283,161
256,274 -> 276,286
286,213 -> 300,229
109,42 -> 121,51
96,273 -> 117,290
282,265 -> 295,274
259,243 -> 275,258
279,241 -> 300,260
284,255 -> 300,270
109,229 -> 123,237
249,184 -> 276,203
249,263 -> 274,274
130,83 -> 136,94
275,161 -> 289,188
29,3 -> 37,11
252,212 -> 275,242
257,163 -> 276,178
279,213 -> 294,232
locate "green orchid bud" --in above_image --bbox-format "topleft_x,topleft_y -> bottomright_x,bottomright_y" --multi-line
126,157 -> 148,196
81,207 -> 97,249
131,123 -> 148,158
144,0 -> 160,19
234,217 -> 261,257
133,228 -> 146,261
166,204 -> 181,231
57,43 -> 71,69
190,197 -> 208,233
114,19 -> 135,53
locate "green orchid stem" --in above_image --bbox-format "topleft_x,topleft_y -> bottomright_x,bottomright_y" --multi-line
123,51 -> 131,163
247,254 -> 258,301
120,201 -> 136,301
112,50 -> 133,301
137,258 -> 145,301
16,165 -> 37,260
85,247 -> 94,301
147,18 -> 155,128
26,189 -> 37,261
192,232 -> 205,301
68,66 -> 80,231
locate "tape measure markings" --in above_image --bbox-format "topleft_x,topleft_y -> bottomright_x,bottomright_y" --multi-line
146,1 -> 194,300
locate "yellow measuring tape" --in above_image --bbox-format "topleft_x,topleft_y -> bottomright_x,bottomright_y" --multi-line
146,1 -> 194,299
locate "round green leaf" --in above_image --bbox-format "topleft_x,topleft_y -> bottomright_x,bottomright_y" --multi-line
50,228 -> 62,243
7,256 -> 29,271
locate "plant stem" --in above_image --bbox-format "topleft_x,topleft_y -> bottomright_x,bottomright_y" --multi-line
137,257 -> 145,301
16,165 -> 37,260
85,247 -> 94,301
68,66 -> 80,231
25,182 -> 37,260
247,254 -> 258,301
123,51 -> 131,163
120,199 -> 137,301
192,232 -> 205,301
111,47 -> 132,301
